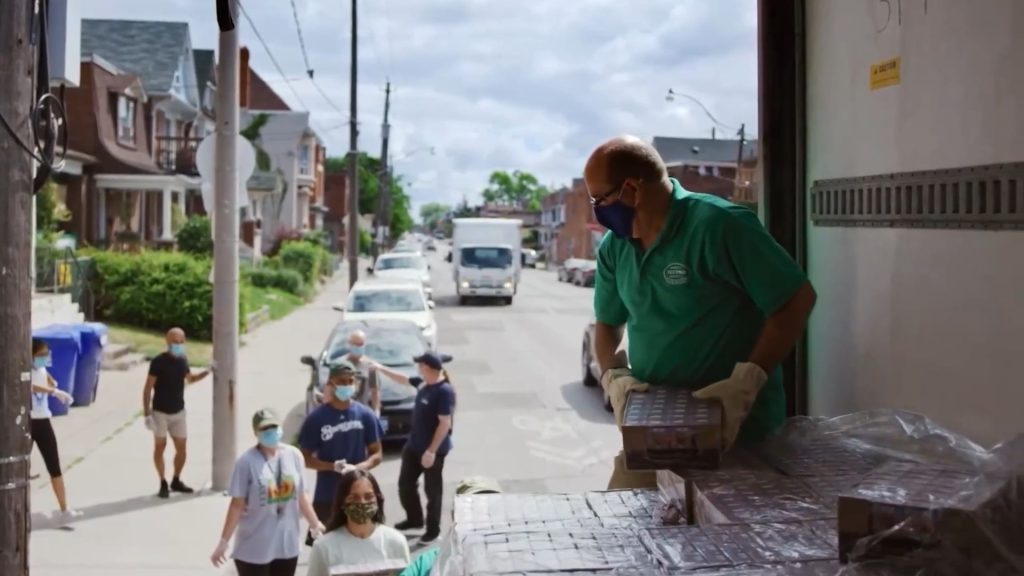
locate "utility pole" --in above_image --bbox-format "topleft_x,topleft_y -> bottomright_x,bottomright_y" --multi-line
734,123 -> 746,199
212,0 -> 240,490
0,0 -> 34,572
346,0 -> 360,287
376,81 -> 392,256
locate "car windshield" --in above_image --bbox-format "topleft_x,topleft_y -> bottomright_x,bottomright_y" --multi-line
347,289 -> 425,312
376,256 -> 426,271
461,247 -> 512,269
326,327 -> 426,366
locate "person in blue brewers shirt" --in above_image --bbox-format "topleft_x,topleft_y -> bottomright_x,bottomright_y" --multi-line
298,359 -> 383,545
374,352 -> 455,545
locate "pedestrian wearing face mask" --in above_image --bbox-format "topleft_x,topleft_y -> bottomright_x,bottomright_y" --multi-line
344,330 -> 382,414
307,470 -> 409,576
29,338 -> 81,525
299,360 -> 383,544
374,352 -> 454,545
211,408 -> 324,576
142,327 -> 211,498
585,136 -> 816,489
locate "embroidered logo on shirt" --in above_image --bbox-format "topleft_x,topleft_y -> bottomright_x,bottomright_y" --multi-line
663,263 -> 689,285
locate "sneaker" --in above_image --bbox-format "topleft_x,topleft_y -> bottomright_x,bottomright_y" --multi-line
170,478 -> 195,494
58,509 -> 83,526
394,519 -> 425,531
419,529 -> 441,544
158,480 -> 170,499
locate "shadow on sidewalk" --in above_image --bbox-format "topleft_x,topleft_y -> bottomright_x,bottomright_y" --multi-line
30,490 -> 217,532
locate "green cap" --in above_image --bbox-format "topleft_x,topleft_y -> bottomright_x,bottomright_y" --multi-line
328,359 -> 357,377
455,476 -> 502,495
252,408 -> 281,430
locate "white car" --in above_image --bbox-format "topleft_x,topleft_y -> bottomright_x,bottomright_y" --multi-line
333,278 -> 438,349
368,253 -> 433,299
522,248 -> 538,268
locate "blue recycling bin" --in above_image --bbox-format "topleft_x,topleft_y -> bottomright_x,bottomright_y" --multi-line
31,324 -> 81,417
72,322 -> 108,407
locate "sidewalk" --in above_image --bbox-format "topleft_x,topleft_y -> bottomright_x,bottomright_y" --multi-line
29,265 -> 363,576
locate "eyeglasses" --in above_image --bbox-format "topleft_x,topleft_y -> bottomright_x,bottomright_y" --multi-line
589,180 -> 626,207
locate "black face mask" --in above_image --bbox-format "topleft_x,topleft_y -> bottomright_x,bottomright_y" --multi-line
593,200 -> 635,239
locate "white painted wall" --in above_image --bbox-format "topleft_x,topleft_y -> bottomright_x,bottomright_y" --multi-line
805,0 -> 1024,446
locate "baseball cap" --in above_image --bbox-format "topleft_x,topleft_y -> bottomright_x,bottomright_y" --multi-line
412,352 -> 443,370
328,359 -> 358,377
252,408 -> 281,430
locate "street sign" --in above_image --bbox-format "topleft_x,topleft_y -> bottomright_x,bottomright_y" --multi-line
196,133 -> 256,211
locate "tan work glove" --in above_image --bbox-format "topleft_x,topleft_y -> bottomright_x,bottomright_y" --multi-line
692,362 -> 767,450
601,367 -> 649,428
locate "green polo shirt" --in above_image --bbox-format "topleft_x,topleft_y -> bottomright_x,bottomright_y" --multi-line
594,179 -> 807,443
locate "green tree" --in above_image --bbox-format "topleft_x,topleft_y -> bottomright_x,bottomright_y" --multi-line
481,170 -> 549,211
419,202 -> 451,231
324,153 -> 414,239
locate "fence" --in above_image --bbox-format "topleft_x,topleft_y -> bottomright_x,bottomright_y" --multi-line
35,245 -> 95,321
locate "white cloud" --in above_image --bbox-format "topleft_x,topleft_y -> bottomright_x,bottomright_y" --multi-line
80,0 -> 758,217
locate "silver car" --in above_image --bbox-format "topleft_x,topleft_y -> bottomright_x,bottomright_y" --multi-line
581,318 -> 614,412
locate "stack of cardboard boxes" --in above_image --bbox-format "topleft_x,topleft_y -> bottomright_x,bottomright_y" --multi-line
443,389 -> 1022,575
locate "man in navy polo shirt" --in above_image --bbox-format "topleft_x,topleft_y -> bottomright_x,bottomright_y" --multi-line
298,360 -> 383,542
374,352 -> 454,545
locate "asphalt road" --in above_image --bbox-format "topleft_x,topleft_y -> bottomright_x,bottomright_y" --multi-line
366,246 -> 621,533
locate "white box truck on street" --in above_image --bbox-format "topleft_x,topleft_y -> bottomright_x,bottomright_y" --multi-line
450,218 -> 522,305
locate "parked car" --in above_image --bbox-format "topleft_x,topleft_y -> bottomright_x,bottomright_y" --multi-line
332,278 -> 438,349
521,248 -> 538,268
581,317 -> 630,413
368,253 -> 433,300
300,319 -> 453,441
572,260 -> 597,287
557,258 -> 586,282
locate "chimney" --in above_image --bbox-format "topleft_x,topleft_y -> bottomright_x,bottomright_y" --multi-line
239,46 -> 251,108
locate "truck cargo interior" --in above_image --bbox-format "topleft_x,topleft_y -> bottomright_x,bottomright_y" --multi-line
760,0 -> 1022,447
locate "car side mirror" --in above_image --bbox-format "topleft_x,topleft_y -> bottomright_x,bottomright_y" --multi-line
440,354 -> 454,364
300,355 -> 317,367
331,303 -> 345,312
428,300 -> 436,309
445,253 -> 452,263
366,267 -> 374,275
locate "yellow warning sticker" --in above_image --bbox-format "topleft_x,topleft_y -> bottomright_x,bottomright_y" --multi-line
870,57 -> 901,90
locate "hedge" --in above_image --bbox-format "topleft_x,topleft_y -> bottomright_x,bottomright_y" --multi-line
277,241 -> 323,286
244,266 -> 307,297
88,251 -> 248,341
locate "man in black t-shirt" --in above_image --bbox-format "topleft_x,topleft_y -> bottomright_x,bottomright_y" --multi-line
142,327 -> 210,498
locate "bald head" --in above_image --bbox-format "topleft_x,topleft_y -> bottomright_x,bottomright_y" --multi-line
166,327 -> 186,345
348,330 -> 367,347
584,135 -> 668,198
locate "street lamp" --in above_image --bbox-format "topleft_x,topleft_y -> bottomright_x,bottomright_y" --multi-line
665,88 -> 748,197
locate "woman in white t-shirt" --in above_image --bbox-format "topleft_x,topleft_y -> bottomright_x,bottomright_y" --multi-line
30,338 -> 81,525
210,408 -> 325,576
308,470 -> 410,576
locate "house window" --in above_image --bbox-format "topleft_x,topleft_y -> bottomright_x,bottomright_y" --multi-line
116,96 -> 136,145
298,145 -> 311,175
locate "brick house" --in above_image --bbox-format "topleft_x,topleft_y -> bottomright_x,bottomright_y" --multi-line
323,171 -> 347,253
652,136 -> 758,203
541,179 -> 605,264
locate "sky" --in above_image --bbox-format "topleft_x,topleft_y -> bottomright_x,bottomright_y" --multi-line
80,0 -> 759,218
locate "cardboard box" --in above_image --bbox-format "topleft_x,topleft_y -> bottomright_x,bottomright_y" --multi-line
756,436 -> 886,477
801,473 -> 866,509
640,523 -> 837,571
453,493 -> 595,526
692,471 -> 835,525
656,450 -> 776,524
456,528 -> 655,574
621,387 -> 723,471
585,488 -> 684,526
836,461 -> 1020,566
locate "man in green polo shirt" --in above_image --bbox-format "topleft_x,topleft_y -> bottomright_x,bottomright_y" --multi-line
585,135 -> 817,489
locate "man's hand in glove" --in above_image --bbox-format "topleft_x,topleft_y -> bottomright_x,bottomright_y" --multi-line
692,362 -> 767,450
600,368 -> 649,427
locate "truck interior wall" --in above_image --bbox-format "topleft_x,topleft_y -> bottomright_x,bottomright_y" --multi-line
803,0 -> 1024,445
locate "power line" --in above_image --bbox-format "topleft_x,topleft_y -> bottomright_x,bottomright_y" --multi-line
288,0 -> 314,78
666,88 -> 739,133
238,1 -> 310,111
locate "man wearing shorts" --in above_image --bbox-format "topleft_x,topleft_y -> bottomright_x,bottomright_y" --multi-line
143,327 -> 210,498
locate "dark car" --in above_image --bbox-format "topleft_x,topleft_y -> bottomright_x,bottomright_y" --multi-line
572,260 -> 597,287
300,319 -> 453,442
582,317 -> 633,413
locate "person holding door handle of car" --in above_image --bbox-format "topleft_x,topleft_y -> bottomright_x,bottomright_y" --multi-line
585,136 -> 817,489
298,360 -> 384,545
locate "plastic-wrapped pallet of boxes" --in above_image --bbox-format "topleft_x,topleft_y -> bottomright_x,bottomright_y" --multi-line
435,404 -> 1023,575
